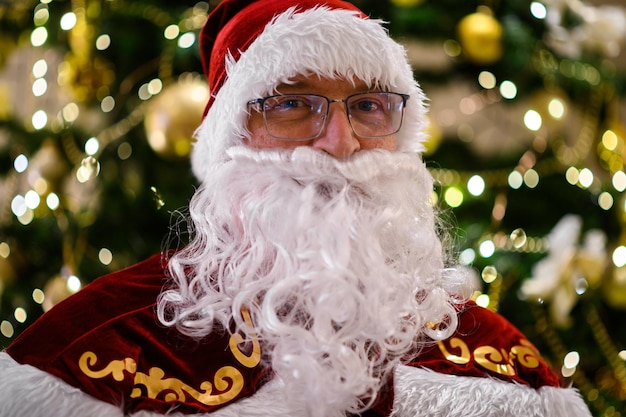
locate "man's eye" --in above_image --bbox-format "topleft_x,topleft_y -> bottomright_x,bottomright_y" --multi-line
353,99 -> 380,112
281,99 -> 304,109
266,97 -> 308,111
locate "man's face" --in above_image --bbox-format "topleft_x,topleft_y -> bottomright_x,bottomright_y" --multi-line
178,74 -> 438,415
246,75 -> 398,159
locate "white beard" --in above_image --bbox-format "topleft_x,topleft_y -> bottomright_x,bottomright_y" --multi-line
158,146 -> 467,417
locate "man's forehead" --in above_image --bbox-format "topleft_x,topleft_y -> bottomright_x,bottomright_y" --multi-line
273,75 -> 375,94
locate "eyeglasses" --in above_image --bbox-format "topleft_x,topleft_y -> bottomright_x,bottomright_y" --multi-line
247,92 -> 409,141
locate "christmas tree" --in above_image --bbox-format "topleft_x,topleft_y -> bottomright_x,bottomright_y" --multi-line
1,0 -> 624,414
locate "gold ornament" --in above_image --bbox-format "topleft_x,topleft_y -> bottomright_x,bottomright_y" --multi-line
56,0 -> 115,103
58,54 -> 115,103
390,0 -> 424,7
457,12 -> 503,65
144,78 -> 209,160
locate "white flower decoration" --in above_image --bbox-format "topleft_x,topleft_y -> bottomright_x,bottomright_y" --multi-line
521,214 -> 607,327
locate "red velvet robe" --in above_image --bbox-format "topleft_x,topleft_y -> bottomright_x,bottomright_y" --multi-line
6,253 -> 566,416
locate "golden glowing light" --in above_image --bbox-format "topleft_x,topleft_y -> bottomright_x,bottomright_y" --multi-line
479,240 -> 496,258
101,96 -> 115,112
164,24 -> 180,40
177,32 -> 196,48
598,192 -> 613,210
478,71 -> 496,89
98,248 -> 113,265
30,27 -> 48,47
510,228 -> 527,248
67,276 -> 82,293
578,168 -> 594,188
481,265 -> 498,283
612,246 -> 626,268
60,12 -> 77,31
13,154 -> 28,173
14,308 -> 27,323
508,170 -> 523,189
602,130 -> 619,151
117,142 -> 132,160
148,78 -> 163,95
467,174 -> 485,196
0,242 -> 10,258
565,166 -> 579,185
499,80 -> 517,99
548,98 -> 565,119
46,193 -> 60,210
460,248 -> 476,265
32,110 -> 48,130
530,2 -> 547,19
612,171 -> 626,192
32,78 -> 47,96
523,110 -> 542,131
523,169 -> 539,188
564,351 -> 580,368
444,187 -> 464,207
96,34 -> 111,50
85,137 -> 100,155
0,321 -> 14,338
32,59 -> 48,78
32,289 -> 45,304
33,7 -> 50,26
62,102 -> 80,123
24,190 -> 41,210
476,294 -> 490,308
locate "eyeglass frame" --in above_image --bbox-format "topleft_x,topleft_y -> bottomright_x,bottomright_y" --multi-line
246,92 -> 410,141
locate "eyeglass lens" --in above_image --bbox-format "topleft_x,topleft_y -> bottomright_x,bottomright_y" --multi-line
259,93 -> 406,141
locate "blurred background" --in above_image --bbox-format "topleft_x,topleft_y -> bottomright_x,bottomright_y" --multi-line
0,0 -> 624,414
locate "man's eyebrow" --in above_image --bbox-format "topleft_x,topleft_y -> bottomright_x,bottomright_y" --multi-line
274,81 -> 313,91
274,80 -> 373,93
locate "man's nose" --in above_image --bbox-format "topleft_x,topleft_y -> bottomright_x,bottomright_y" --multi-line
312,104 -> 360,159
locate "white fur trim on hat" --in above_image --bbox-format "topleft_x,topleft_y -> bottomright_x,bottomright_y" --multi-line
192,6 -> 427,181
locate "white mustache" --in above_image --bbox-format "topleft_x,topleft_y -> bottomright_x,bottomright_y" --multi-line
224,145 -> 428,184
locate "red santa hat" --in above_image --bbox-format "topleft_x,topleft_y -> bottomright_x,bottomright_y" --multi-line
192,0 -> 429,180
200,0 -> 363,114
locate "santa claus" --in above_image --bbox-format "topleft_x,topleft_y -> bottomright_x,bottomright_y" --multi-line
0,1 -> 592,416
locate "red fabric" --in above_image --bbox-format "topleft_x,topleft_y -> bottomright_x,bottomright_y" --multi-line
200,0 -> 364,115
7,254 -> 562,415
409,300 -> 563,389
7,254 -> 270,414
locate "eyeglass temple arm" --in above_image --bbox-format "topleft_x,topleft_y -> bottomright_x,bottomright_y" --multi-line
247,98 -> 263,111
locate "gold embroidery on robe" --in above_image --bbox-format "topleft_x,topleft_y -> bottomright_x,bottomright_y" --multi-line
130,364 -> 244,405
78,310 -> 262,408
229,309 -> 262,369
474,346 -> 515,376
435,337 -> 542,377
79,351 -> 137,381
436,337 -> 471,365
512,339 -> 542,369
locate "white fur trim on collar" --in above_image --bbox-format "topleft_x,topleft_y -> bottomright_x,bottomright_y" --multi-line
212,365 -> 593,417
392,365 -> 592,417
0,352 -> 124,417
0,353 -> 592,417
192,7 -> 427,181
